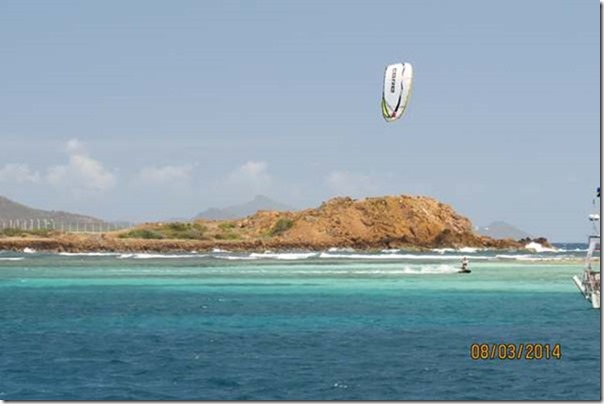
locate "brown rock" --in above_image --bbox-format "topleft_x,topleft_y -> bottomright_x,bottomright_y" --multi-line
0,194 -> 529,252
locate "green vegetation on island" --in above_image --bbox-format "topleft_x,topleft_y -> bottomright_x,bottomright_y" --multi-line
269,218 -> 294,236
0,228 -> 56,238
118,222 -> 208,240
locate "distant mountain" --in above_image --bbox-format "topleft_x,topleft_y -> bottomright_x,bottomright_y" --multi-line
0,195 -> 104,224
164,217 -> 192,223
477,221 -> 530,240
195,195 -> 293,220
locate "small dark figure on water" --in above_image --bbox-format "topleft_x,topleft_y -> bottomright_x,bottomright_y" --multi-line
459,256 -> 471,273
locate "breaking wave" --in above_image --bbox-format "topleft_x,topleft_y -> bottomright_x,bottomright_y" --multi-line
495,254 -> 575,262
398,264 -> 459,274
279,264 -> 460,275
327,247 -> 356,253
432,247 -> 482,254
7,247 -> 585,263
524,242 -> 558,253
249,252 -> 320,260
318,252 -> 492,261
59,252 -> 121,257
117,253 -> 207,259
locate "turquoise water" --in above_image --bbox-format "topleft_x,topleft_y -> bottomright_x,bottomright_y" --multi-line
0,250 -> 600,400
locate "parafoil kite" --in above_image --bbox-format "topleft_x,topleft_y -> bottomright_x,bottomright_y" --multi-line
381,62 -> 413,122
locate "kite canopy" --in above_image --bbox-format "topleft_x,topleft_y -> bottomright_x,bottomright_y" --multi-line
381,62 -> 413,122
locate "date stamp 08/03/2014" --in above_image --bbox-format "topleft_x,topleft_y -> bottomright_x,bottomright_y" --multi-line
470,343 -> 562,361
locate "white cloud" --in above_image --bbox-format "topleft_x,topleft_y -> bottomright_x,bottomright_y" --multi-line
226,161 -> 272,190
0,163 -> 40,183
46,138 -> 115,193
138,164 -> 195,186
66,138 -> 85,153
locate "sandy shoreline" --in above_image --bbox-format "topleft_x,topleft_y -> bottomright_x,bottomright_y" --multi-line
0,235 -> 466,253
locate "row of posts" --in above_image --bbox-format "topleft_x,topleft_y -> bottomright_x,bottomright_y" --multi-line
0,218 -> 134,233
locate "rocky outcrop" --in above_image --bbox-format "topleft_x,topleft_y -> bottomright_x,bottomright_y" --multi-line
241,195 -> 529,249
517,237 -> 553,248
0,195 -> 547,252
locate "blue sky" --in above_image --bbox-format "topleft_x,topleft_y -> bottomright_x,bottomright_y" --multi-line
0,0 -> 599,241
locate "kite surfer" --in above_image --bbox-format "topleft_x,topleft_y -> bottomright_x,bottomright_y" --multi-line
459,256 -> 471,274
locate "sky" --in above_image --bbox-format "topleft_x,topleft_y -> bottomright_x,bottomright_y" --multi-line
0,0 -> 599,241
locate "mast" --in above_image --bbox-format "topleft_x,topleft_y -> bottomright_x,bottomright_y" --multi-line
592,187 -> 601,236
573,187 -> 601,309
586,187 -> 600,271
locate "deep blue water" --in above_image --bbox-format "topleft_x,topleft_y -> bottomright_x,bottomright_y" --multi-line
0,252 -> 600,400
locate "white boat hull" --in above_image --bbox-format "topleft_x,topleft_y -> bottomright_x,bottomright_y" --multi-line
572,196 -> 600,309
591,291 -> 600,309
573,274 -> 600,309
572,275 -> 586,295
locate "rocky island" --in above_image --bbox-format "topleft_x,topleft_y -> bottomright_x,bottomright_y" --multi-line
0,195 -> 548,253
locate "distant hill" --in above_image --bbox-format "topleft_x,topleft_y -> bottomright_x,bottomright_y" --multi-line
477,221 -> 530,240
195,195 -> 293,220
0,195 -> 104,224
164,217 -> 192,223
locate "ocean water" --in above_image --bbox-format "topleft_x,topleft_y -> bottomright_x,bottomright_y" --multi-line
0,247 -> 600,400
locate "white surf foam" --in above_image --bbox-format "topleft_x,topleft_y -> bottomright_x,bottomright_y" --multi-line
286,265 -> 460,275
58,252 -> 121,257
432,248 -> 455,254
399,264 -> 459,274
23,247 -> 36,254
495,254 -> 568,262
318,252 -> 492,260
248,252 -> 319,260
213,255 -> 258,260
328,247 -> 356,253
433,247 -> 481,254
117,253 -> 206,259
213,253 -> 321,261
524,242 -> 557,253
0,257 -> 24,261
458,247 -> 480,253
